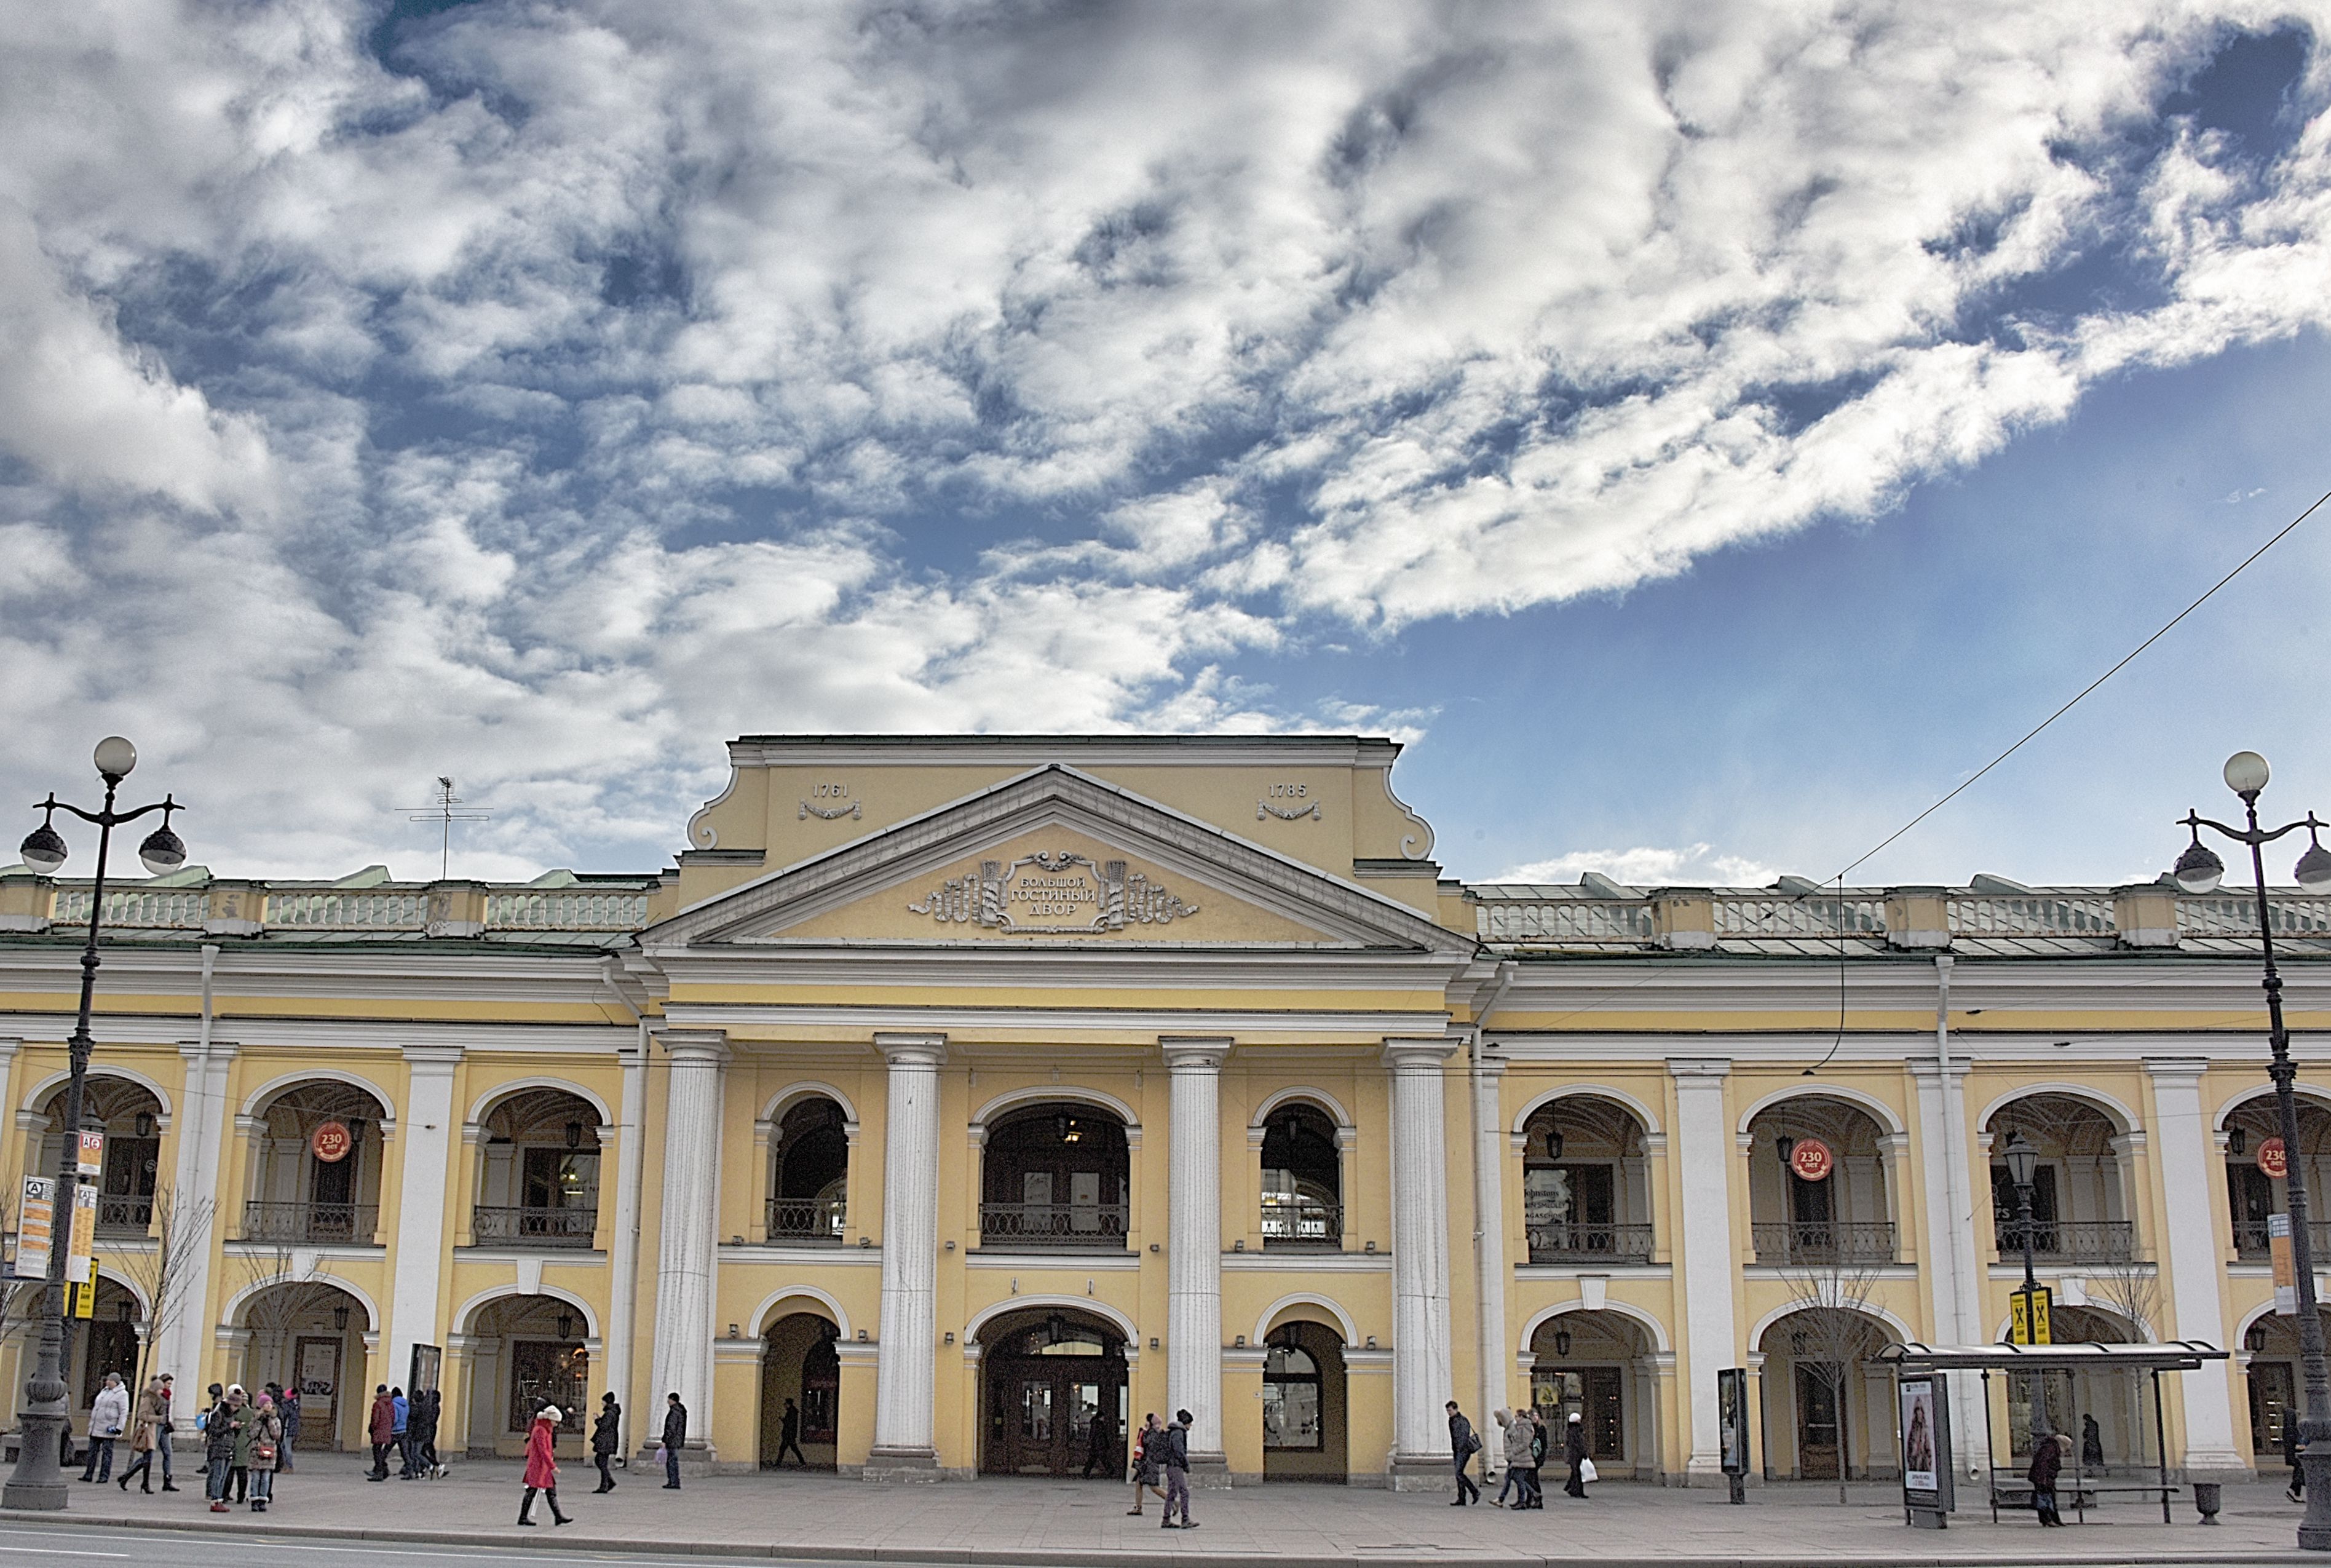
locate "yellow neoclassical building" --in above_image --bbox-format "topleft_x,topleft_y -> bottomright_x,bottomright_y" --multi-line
2,733 -> 2329,1487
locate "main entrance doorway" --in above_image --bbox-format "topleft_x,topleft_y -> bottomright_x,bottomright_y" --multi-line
979,1309 -> 1128,1478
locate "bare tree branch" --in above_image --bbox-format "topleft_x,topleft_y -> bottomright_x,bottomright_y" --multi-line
1777,1254 -> 1890,1503
95,1189 -> 215,1387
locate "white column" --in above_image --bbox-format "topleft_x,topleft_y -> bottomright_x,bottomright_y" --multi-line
1385,1037 -> 1457,1486
163,1032 -> 238,1390
1910,1058 -> 1991,1479
386,1045 -> 461,1387
1163,1037 -> 1230,1474
647,1029 -> 728,1459
1669,1058 -> 1738,1484
869,1031 -> 944,1473
2147,1057 -> 2247,1474
1471,1053 -> 1510,1422
604,1028 -> 650,1419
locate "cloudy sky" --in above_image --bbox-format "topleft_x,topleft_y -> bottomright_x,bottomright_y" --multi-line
4,0 -> 2329,889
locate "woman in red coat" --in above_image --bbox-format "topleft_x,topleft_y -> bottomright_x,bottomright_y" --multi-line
518,1407 -> 571,1527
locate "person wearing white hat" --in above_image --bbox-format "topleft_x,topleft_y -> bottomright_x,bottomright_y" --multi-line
518,1405 -> 571,1526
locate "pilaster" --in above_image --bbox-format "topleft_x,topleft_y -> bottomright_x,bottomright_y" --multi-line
868,1031 -> 945,1479
647,1028 -> 729,1465
2146,1057 -> 2248,1476
386,1045 -> 462,1388
1668,1058 -> 1738,1484
1384,1037 -> 1457,1489
1162,1036 -> 1231,1483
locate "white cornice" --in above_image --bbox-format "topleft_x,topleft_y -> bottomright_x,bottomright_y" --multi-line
724,735 -> 1401,768
0,1014 -> 631,1054
643,946 -> 1466,992
660,1004 -> 1451,1039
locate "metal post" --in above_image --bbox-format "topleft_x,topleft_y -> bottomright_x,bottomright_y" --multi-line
2015,1178 -> 2052,1446
2243,812 -> 2331,1548
2,778 -> 118,1508
2152,1366 -> 2170,1525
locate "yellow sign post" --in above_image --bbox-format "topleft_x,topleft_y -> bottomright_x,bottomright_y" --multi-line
2009,1285 -> 2054,1345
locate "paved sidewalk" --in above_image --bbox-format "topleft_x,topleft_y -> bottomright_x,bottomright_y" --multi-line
1,1462 -> 2320,1566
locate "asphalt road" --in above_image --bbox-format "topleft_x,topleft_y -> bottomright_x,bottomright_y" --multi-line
0,1522 -> 783,1568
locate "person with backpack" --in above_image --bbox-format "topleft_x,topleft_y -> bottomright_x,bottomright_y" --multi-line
244,1391 -> 284,1512
1445,1400 -> 1481,1505
1523,1408 -> 1548,1509
203,1386 -> 246,1512
591,1392 -> 622,1493
1125,1412 -> 1166,1516
1158,1409 -> 1196,1529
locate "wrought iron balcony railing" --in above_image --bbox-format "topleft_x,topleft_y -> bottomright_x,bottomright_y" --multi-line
1260,1198 -> 1342,1248
2234,1218 -> 2331,1262
1524,1213 -> 1655,1264
95,1196 -> 154,1236
241,1200 -> 378,1245
471,1205 -> 598,1248
766,1196 -> 847,1244
1994,1219 -> 2135,1264
1751,1219 -> 1898,1265
978,1201 -> 1130,1249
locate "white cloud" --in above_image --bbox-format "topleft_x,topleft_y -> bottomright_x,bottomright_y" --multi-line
1497,844 -> 1782,890
0,1 -> 2325,869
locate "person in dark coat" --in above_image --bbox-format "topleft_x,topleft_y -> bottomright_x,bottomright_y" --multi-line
410,1389 -> 441,1478
660,1392 -> 687,1489
277,1385 -> 299,1475
592,1392 -> 622,1493
367,1385 -> 395,1481
775,1397 -> 807,1468
2081,1413 -> 2103,1471
1564,1411 -> 1589,1499
2030,1430 -> 2067,1526
2287,1417 -> 2307,1502
1524,1409 -> 1548,1509
1445,1401 -> 1481,1505
202,1387 -> 246,1511
1158,1409 -> 1195,1529
1082,1403 -> 1116,1479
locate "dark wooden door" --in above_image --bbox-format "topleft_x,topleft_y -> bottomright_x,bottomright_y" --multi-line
1796,1363 -> 1843,1479
984,1358 -> 1125,1476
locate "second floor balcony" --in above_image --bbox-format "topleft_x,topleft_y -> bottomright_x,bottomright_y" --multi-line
766,1196 -> 847,1244
979,1200 -> 1128,1251
1260,1197 -> 1342,1249
471,1204 -> 596,1248
242,1200 -> 378,1245
95,1195 -> 154,1237
1995,1218 -> 2134,1265
1525,1211 -> 1655,1264
1752,1219 -> 1897,1266
2235,1217 -> 2331,1262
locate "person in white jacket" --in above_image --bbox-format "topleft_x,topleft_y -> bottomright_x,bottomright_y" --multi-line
81,1373 -> 130,1484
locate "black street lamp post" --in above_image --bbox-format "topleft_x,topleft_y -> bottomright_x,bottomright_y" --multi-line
2,738 -> 185,1511
2173,750 -> 2331,1549
2001,1129 -> 2051,1440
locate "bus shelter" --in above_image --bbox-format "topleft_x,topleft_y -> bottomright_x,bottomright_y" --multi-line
1874,1341 -> 2230,1526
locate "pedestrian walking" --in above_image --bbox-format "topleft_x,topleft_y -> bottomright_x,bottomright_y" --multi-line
1445,1400 -> 1481,1505
411,1388 -> 442,1477
196,1382 -> 223,1476
2030,1429 -> 2067,1525
1563,1411 -> 1590,1500
278,1385 -> 299,1475
1082,1402 -> 1116,1478
390,1385 -> 412,1477
518,1406 -> 572,1526
117,1377 -> 168,1493
660,1392 -> 687,1488
1126,1412 -> 1166,1516
245,1392 -> 283,1512
204,1387 -> 246,1512
366,1385 -> 395,1480
2289,1418 -> 2308,1502
80,1372 -> 129,1483
1494,1409 -> 1535,1507
1158,1408 -> 1196,1529
592,1392 -> 622,1492
774,1396 -> 807,1468
1522,1408 -> 1546,1508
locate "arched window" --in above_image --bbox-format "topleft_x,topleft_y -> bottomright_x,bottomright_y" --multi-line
1259,1103 -> 1340,1247
980,1104 -> 1130,1251
769,1098 -> 849,1243
1262,1327 -> 1323,1451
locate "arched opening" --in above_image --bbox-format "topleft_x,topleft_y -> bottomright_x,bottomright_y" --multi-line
231,1278 -> 368,1450
70,1276 -> 143,1421
2247,1309 -> 2331,1462
472,1088 -> 601,1248
1744,1098 -> 1896,1264
2003,1305 -> 2151,1472
242,1080 -> 389,1245
459,1294 -> 588,1459
758,1310 -> 840,1469
767,1098 -> 849,1243
1259,1103 -> 1342,1248
29,1077 -> 163,1237
1530,1312 -> 1658,1479
979,1103 -> 1130,1251
977,1306 -> 1128,1477
1521,1096 -> 1653,1263
1755,1307 -> 1901,1481
2225,1096 -> 2331,1261
1983,1095 -> 2134,1265
1262,1318 -> 1347,1482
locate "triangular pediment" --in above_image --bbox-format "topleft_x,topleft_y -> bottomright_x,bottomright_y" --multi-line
644,766 -> 1471,954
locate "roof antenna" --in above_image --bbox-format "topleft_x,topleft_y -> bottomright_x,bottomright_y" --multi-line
405,776 -> 491,880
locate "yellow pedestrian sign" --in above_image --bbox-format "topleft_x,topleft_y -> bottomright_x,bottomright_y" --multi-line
2009,1285 -> 2052,1345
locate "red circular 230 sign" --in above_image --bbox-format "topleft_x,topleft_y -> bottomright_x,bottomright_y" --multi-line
2258,1136 -> 2289,1179
1789,1137 -> 1835,1182
311,1120 -> 354,1163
